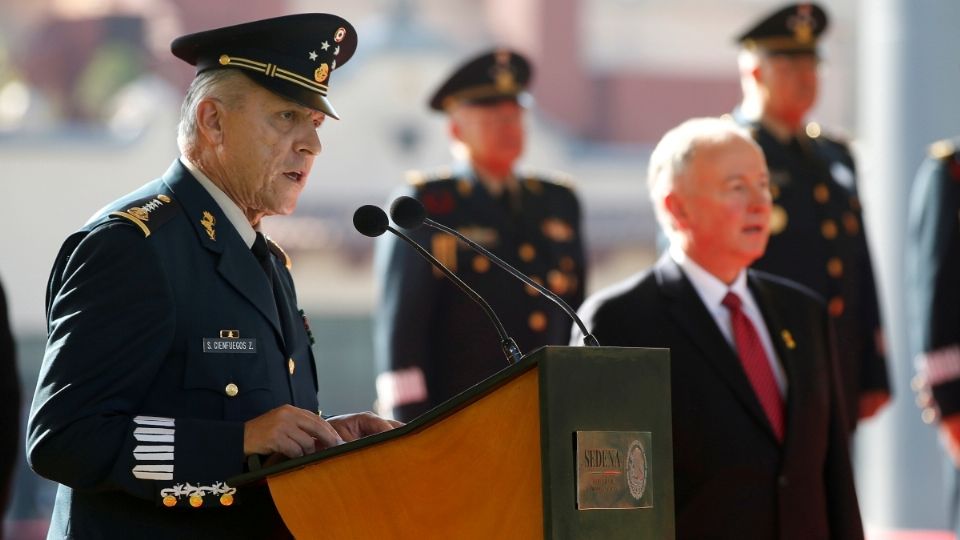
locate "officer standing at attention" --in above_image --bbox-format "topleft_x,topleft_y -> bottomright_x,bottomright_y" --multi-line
907,137 -> 960,533
27,14 -> 399,538
0,276 -> 18,525
732,2 -> 890,430
374,50 -> 586,421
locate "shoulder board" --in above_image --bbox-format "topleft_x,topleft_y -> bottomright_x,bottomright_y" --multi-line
929,139 -> 957,161
107,193 -> 179,238
522,171 -> 575,191
405,168 -> 457,187
265,235 -> 292,270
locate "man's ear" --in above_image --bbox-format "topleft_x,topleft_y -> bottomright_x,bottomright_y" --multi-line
664,191 -> 688,230
196,98 -> 227,145
448,117 -> 462,142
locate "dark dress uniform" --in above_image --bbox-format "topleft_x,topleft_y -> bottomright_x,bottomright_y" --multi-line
27,161 -> 316,538
736,119 -> 889,431
573,255 -> 864,540
26,13 -> 358,538
375,168 -> 585,421
907,139 -> 960,530
732,3 -> 889,430
0,277 -> 19,517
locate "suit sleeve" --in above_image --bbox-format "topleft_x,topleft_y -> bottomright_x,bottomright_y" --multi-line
373,186 -> 438,421
27,223 -> 245,507
821,302 -> 866,539
0,278 -> 19,513
907,154 -> 960,418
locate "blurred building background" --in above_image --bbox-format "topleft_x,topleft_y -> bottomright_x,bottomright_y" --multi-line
1,0 -> 958,537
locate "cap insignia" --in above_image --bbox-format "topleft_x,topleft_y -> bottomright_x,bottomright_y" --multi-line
788,4 -> 816,44
334,27 -> 346,43
491,50 -> 517,92
315,63 -> 330,83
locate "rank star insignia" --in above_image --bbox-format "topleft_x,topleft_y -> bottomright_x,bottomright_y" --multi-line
333,45 -> 340,56
308,50 -> 318,61
320,41 -> 330,51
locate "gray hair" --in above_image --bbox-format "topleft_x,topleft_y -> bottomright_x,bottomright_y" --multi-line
647,117 -> 757,235
176,69 -> 247,152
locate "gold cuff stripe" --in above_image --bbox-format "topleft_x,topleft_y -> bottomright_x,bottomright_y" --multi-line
221,55 -> 329,95
110,211 -> 151,238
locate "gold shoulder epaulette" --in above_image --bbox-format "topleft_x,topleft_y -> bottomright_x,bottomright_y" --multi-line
109,193 -> 179,238
929,139 -> 957,161
265,235 -> 292,270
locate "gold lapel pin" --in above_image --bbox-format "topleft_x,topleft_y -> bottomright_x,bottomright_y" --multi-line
781,329 -> 796,350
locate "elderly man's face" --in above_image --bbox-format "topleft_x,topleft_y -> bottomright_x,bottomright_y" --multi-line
450,100 -> 525,175
216,80 -> 324,221
670,136 -> 771,282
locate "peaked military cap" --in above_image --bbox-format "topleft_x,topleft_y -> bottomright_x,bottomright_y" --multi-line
429,49 -> 532,112
171,14 -> 357,119
736,3 -> 828,55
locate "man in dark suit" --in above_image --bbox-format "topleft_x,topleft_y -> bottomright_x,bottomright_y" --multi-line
574,117 -> 863,539
907,137 -> 960,532
732,2 -> 890,431
0,277 -> 18,523
374,49 -> 586,421
27,15 -> 398,538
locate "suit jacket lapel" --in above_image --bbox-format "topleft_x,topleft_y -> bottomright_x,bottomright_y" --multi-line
748,272 -> 799,439
655,255 -> 778,439
162,161 -> 285,342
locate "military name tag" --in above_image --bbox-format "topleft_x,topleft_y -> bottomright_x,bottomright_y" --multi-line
202,338 -> 257,353
575,431 -> 653,510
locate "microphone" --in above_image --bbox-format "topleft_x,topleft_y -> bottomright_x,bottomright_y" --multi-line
390,196 -> 600,347
353,205 -> 524,365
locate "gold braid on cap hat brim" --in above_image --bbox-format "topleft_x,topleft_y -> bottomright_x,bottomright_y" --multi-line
442,84 -> 523,111
218,54 -> 329,96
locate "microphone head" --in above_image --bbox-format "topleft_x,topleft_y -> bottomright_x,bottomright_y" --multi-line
390,196 -> 427,230
353,205 -> 389,237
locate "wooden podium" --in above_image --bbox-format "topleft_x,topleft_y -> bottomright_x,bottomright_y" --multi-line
230,346 -> 674,539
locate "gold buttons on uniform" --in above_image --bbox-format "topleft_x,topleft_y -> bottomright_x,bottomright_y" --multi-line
518,243 -> 536,262
547,270 -> 569,296
472,255 -> 490,273
225,383 -> 239,397
827,257 -> 844,278
842,212 -> 860,236
821,219 -> 838,240
769,205 -> 788,235
219,54 -> 231,65
288,358 -> 296,375
529,311 -> 547,332
813,183 -> 830,204
828,297 -> 845,317
525,276 -> 543,297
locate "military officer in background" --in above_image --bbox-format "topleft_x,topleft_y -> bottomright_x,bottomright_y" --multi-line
907,138 -> 960,532
731,2 -> 890,431
374,49 -> 586,422
0,276 -> 19,523
27,15 -> 398,538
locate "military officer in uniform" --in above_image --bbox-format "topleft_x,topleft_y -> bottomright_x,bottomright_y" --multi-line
27,14 -> 398,538
374,49 -> 586,422
0,276 -> 18,520
731,2 -> 890,431
907,138 -> 960,532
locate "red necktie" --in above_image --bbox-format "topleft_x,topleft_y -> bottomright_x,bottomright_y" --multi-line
722,292 -> 785,442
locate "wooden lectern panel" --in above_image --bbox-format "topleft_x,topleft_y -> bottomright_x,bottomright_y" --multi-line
269,367 -> 543,539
